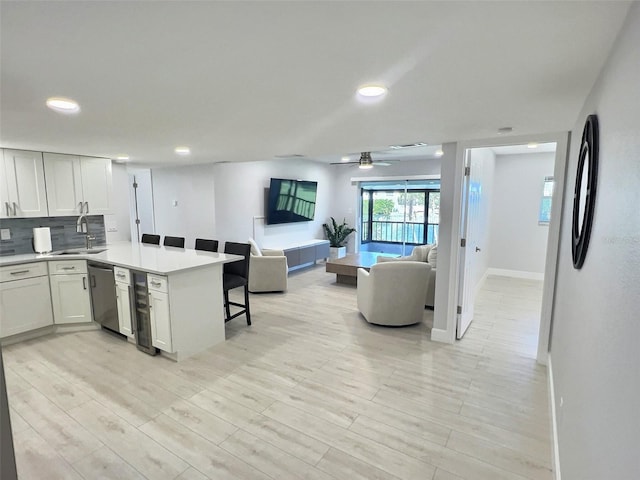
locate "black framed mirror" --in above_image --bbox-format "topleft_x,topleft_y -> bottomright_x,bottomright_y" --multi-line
572,114 -> 599,269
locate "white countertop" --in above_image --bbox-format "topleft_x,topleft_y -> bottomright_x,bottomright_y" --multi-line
0,242 -> 243,275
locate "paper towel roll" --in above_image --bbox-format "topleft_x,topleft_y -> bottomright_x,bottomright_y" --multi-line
33,227 -> 52,253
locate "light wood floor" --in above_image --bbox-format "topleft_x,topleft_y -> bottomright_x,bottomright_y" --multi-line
3,265 -> 552,480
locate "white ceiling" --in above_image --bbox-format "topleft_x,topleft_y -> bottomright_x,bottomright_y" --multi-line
0,1 -> 631,167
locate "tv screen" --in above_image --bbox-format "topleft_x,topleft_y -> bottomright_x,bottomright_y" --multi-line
267,178 -> 317,225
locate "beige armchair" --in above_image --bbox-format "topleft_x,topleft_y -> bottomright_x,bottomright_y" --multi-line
247,239 -> 288,292
377,244 -> 437,307
357,261 -> 431,326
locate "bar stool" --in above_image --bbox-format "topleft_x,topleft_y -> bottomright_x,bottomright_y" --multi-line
141,234 -> 160,245
163,236 -> 185,248
195,238 -> 219,252
223,242 -> 251,325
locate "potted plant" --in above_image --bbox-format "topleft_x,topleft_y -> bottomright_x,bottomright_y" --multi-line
323,217 -> 356,259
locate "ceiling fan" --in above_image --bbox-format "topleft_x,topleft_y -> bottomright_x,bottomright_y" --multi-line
330,152 -> 395,169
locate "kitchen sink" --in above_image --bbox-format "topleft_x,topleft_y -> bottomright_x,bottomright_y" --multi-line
52,248 -> 107,255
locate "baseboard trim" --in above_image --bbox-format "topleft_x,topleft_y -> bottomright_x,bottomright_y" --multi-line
430,327 -> 453,344
548,354 -> 562,480
487,268 -> 544,281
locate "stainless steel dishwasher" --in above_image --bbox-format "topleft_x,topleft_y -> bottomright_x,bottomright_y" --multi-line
88,262 -> 119,333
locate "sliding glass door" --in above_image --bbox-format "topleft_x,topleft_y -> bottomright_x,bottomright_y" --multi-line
360,180 -> 440,256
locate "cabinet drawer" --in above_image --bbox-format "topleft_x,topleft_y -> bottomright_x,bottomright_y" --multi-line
114,266 -> 130,285
0,262 -> 48,282
49,260 -> 88,275
148,274 -> 168,293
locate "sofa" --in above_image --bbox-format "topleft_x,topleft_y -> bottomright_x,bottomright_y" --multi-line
357,261 -> 431,326
247,238 -> 288,293
376,244 -> 437,307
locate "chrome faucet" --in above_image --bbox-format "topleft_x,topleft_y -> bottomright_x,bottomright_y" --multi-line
76,213 -> 96,249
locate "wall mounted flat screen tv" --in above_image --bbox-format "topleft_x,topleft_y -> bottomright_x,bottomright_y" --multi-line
267,178 -> 317,225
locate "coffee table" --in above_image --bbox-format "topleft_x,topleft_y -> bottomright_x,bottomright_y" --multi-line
325,252 -> 399,285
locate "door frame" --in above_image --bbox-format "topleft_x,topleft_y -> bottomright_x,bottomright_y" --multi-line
435,132 -> 570,365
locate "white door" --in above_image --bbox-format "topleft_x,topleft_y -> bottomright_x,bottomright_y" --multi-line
43,153 -> 84,216
2,149 -> 48,217
0,276 -> 54,337
149,290 -> 172,352
128,170 -> 155,243
50,274 -> 93,324
115,282 -> 134,337
457,150 -> 484,339
81,157 -> 113,215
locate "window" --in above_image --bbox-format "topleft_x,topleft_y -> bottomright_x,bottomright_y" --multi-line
539,176 -> 554,225
360,181 -> 440,255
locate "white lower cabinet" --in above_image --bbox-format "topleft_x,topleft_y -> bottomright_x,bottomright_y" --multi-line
49,260 -> 92,324
148,274 -> 172,352
114,267 -> 133,338
0,262 -> 53,337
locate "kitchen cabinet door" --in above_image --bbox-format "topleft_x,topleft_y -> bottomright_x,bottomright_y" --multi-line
1,149 -> 48,218
49,274 -> 93,324
149,290 -> 172,352
0,276 -> 53,337
0,152 -> 10,218
43,153 -> 84,216
80,157 -> 113,215
115,282 -> 134,337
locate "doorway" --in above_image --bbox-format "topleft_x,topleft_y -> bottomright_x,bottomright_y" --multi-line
457,142 -> 558,356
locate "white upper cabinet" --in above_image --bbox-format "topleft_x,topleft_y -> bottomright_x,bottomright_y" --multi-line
44,153 -> 113,216
1,149 -> 48,218
80,157 -> 113,215
42,153 -> 84,216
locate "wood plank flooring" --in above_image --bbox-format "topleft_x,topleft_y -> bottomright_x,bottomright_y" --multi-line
3,265 -> 552,479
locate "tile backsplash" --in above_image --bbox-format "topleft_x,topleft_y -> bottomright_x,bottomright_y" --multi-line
0,216 -> 106,256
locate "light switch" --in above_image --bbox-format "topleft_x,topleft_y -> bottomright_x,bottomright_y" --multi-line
1,228 -> 11,240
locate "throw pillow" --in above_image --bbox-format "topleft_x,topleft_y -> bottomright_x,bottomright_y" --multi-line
248,237 -> 262,256
412,245 -> 429,262
427,245 -> 437,268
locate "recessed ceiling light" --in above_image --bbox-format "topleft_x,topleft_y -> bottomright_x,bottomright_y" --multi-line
115,155 -> 130,161
357,84 -> 387,97
341,156 -> 350,162
435,148 -> 444,157
528,142 -> 539,149
175,146 -> 191,155
46,97 -> 80,114
498,127 -> 513,134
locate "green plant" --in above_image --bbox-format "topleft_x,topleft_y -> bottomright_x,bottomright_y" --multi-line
323,217 -> 356,247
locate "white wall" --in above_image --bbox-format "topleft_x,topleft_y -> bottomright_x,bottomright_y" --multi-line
432,142 -> 462,339
488,152 -> 555,275
213,158 -> 333,248
104,162 -> 132,243
550,4 -> 639,479
152,157 -> 436,251
329,159 -> 442,252
151,163 -> 216,248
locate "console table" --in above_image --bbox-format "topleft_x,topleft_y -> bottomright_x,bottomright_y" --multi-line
264,239 -> 329,271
